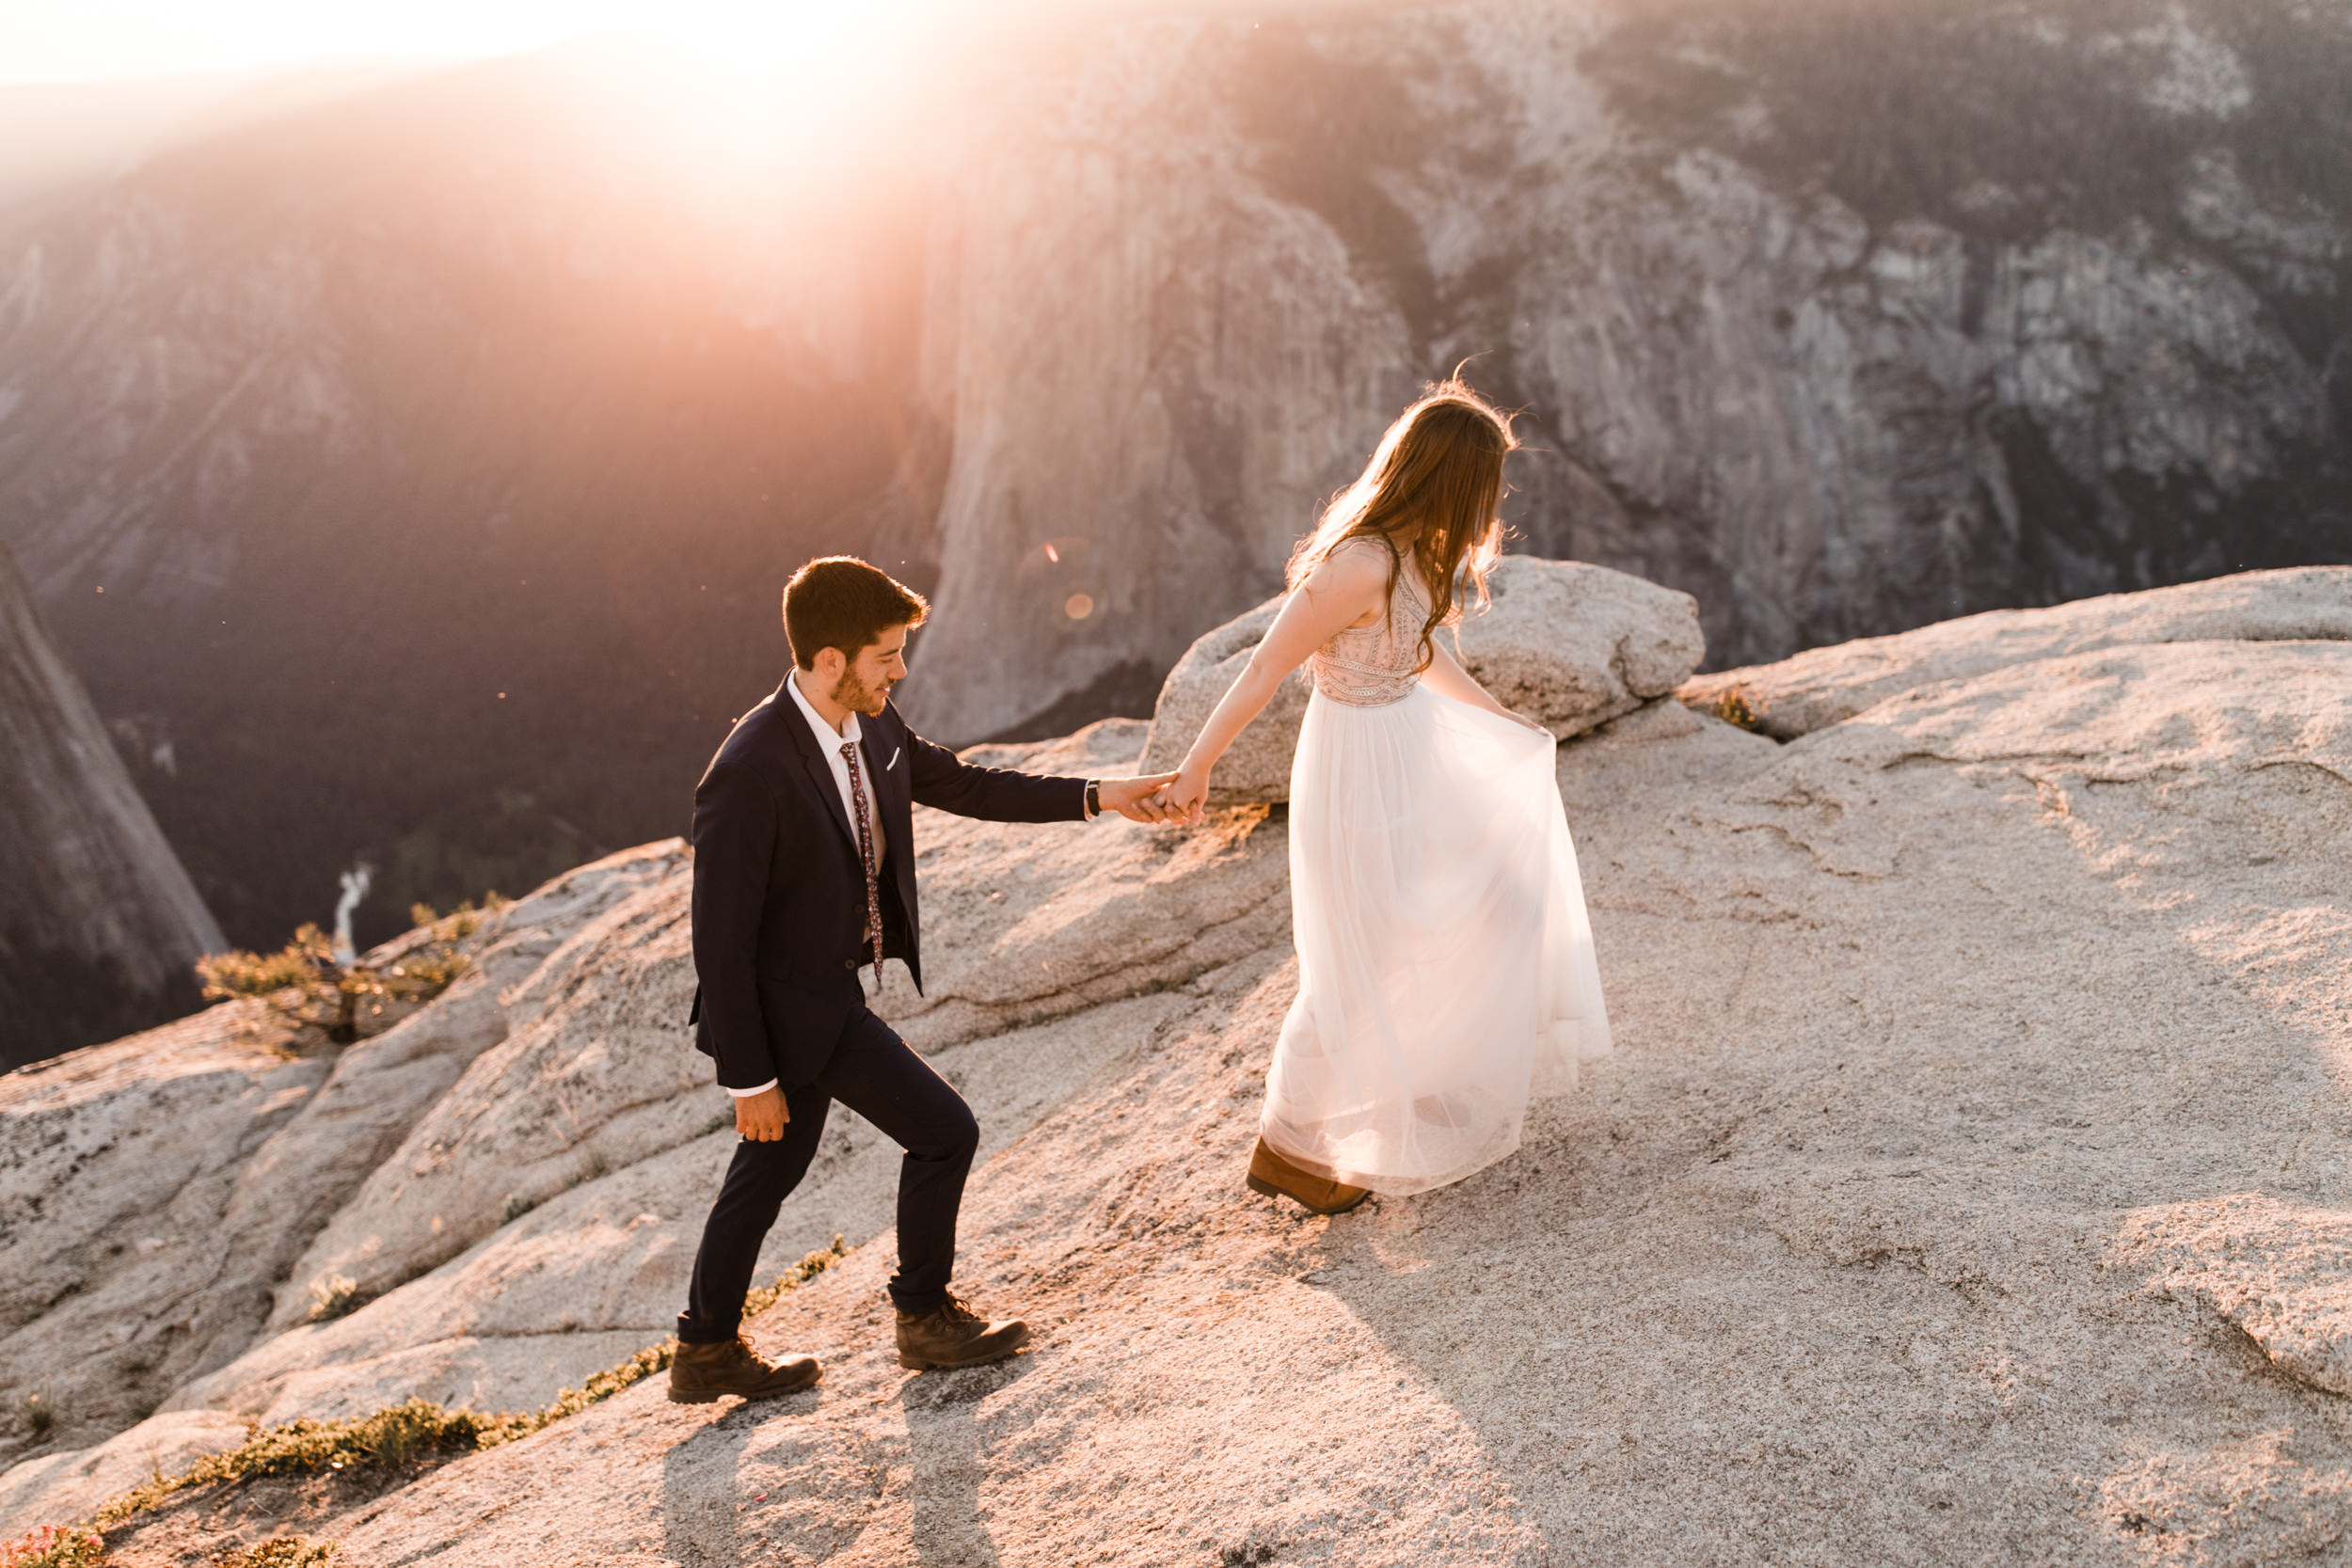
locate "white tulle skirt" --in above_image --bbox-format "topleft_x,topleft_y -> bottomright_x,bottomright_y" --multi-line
1263,683 -> 1612,1196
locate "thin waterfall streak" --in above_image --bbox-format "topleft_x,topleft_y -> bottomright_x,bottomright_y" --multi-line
331,863 -> 374,967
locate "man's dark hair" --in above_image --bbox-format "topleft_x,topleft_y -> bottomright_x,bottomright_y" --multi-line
784,557 -> 930,670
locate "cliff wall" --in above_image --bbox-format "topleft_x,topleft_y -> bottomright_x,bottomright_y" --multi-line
902,0 -> 2352,739
1,0 -> 2344,1045
0,541 -> 221,1065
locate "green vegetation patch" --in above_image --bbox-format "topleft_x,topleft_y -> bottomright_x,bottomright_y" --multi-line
196,897 -> 507,1044
0,1525 -> 105,1568
1703,688 -> 1763,733
212,1536 -> 339,1567
740,1234 -> 847,1321
306,1275 -> 365,1324
5,1237 -> 849,1566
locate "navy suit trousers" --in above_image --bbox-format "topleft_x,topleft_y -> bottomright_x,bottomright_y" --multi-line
677,1007 -> 978,1339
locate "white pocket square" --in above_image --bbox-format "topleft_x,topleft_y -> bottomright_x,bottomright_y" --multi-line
886,746 -> 901,771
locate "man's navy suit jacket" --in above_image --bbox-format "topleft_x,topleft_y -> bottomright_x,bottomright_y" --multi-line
687,677 -> 1088,1091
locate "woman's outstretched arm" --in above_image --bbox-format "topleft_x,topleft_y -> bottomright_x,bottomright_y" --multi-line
1168,544 -> 1391,822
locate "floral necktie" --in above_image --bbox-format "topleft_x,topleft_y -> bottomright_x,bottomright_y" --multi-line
841,742 -> 884,976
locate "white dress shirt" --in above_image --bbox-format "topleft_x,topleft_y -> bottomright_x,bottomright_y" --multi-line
785,670 -> 887,867
724,672 -> 1103,1101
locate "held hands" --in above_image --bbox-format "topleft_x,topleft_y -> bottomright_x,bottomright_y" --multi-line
1097,772 -> 1183,823
1093,765 -> 1210,826
1163,755 -> 1212,826
735,1085 -> 789,1141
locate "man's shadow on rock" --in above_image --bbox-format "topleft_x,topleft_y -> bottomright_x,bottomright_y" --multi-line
660,1402 -> 762,1568
896,1353 -> 1038,1568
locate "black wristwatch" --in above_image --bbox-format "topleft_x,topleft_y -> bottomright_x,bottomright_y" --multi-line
1085,779 -> 1101,817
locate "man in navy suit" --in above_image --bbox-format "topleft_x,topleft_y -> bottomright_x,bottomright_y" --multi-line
669,556 -> 1177,1402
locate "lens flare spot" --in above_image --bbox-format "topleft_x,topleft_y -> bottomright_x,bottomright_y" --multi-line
1064,594 -> 1094,621
1044,543 -> 1060,563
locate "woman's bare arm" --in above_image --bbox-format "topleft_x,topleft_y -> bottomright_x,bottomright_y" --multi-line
1167,544 -> 1391,821
1421,634 -> 1549,732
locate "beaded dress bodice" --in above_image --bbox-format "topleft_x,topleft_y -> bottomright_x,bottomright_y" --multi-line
1310,550 -> 1434,707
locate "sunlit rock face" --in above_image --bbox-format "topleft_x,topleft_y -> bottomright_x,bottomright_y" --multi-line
7,572 -> 2352,1561
0,541 -> 221,1064
0,0 -> 2344,1038
1680,564 -> 2352,739
902,0 -> 2352,740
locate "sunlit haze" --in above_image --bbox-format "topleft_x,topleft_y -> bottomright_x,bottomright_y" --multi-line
1,0 -> 963,85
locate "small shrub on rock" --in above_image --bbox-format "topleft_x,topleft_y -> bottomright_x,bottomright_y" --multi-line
411,895 -> 507,942
0,1524 -> 105,1568
197,917 -> 476,1044
386,949 -> 467,994
742,1235 -> 847,1320
212,1536 -> 339,1567
195,934 -> 325,999
92,1400 -> 525,1531
307,1275 -> 365,1323
1704,688 -> 1763,732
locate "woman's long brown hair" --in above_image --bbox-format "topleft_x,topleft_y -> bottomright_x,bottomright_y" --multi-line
1287,377 -> 1516,673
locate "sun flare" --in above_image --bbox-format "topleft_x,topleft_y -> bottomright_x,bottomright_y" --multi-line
1,0 -> 969,88
593,0 -> 971,169
624,2 -> 907,88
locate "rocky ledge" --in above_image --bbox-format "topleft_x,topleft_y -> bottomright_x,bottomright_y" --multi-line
4,564 -> 2350,1566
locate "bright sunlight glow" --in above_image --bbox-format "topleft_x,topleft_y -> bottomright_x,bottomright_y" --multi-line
0,0 -> 954,86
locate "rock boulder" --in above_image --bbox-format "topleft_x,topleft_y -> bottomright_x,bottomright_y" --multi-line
1679,565 -> 2352,739
0,842 -> 685,1466
1136,556 -> 1704,803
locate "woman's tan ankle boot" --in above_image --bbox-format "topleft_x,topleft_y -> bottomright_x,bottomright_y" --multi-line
1247,1136 -> 1372,1214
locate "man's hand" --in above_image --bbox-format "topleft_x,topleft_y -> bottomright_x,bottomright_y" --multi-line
735,1085 -> 788,1141
1097,772 -> 1181,823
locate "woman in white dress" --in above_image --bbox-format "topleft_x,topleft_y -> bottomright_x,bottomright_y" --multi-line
1167,381 -> 1612,1212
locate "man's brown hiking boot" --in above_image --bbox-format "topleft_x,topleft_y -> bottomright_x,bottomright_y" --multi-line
895,1293 -> 1030,1370
667,1335 -> 821,1403
1247,1135 -> 1371,1215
